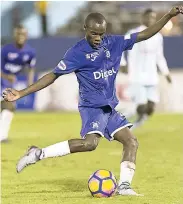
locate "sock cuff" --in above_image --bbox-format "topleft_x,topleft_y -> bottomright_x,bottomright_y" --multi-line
121,161 -> 136,170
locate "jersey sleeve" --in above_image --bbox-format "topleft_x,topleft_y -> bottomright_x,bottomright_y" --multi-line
112,33 -> 138,54
53,48 -> 80,77
122,32 -> 138,51
27,49 -> 36,68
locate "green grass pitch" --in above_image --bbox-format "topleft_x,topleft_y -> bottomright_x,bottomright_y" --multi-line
1,112 -> 183,204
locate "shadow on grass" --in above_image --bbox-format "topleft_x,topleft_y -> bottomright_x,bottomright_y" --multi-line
13,178 -> 90,198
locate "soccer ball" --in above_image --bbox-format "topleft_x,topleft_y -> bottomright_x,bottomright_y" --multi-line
88,169 -> 117,198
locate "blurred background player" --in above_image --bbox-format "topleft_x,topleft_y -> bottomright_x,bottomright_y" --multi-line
0,25 -> 36,142
120,9 -> 172,129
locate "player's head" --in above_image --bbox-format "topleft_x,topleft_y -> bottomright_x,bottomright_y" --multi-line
14,24 -> 27,47
84,12 -> 107,48
142,9 -> 157,27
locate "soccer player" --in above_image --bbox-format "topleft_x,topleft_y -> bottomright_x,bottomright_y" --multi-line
120,9 -> 172,129
3,6 -> 183,196
0,25 -> 36,142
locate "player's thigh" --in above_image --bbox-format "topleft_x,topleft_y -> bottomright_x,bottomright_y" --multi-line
107,110 -> 133,140
113,126 -> 138,147
147,86 -> 159,103
79,107 -> 109,139
130,84 -> 148,105
1,100 -> 15,112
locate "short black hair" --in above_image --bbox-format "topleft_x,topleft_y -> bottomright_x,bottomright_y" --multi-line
85,12 -> 106,27
143,9 -> 155,16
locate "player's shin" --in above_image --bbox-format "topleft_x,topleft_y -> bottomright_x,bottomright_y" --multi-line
118,161 -> 136,186
118,138 -> 138,187
114,131 -> 138,188
39,141 -> 71,159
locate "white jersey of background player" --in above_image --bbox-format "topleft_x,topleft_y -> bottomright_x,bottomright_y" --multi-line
120,9 -> 172,129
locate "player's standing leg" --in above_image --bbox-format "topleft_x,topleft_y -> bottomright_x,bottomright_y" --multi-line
112,127 -> 142,196
16,134 -> 101,172
0,101 -> 15,142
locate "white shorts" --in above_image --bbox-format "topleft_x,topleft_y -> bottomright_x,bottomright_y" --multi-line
130,84 -> 159,105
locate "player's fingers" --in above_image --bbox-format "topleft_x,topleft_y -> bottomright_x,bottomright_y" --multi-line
2,94 -> 8,101
5,88 -> 16,96
2,90 -> 7,95
5,88 -> 13,92
175,6 -> 182,13
2,91 -> 13,101
180,6 -> 183,13
2,92 -> 8,98
178,6 -> 183,13
2,91 -> 9,97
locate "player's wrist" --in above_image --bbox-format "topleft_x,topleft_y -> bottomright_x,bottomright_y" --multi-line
19,90 -> 26,98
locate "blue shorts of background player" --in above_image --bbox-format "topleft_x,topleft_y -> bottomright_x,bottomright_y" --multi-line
79,105 -> 133,141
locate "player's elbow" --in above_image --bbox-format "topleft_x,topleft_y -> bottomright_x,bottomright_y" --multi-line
137,31 -> 150,42
44,72 -> 58,85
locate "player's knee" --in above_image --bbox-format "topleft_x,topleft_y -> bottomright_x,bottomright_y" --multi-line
126,137 -> 139,150
137,104 -> 147,114
147,107 -> 154,115
82,140 -> 98,151
147,103 -> 155,115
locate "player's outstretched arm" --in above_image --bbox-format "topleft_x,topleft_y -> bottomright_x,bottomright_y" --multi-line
136,6 -> 183,42
2,72 -> 58,102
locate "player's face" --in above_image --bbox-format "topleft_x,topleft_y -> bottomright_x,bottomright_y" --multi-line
143,12 -> 157,27
14,28 -> 27,46
85,21 -> 107,48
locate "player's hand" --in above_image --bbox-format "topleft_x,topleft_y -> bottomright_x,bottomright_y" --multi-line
168,6 -> 183,17
165,75 -> 172,84
2,88 -> 21,102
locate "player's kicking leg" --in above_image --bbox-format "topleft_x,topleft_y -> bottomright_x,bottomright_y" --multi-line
16,134 -> 100,173
113,127 -> 143,196
0,100 -> 15,142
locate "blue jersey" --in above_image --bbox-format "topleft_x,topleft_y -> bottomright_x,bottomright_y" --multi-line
53,33 -> 137,108
1,43 -> 36,88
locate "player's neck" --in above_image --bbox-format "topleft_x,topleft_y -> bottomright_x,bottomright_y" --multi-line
14,43 -> 25,49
